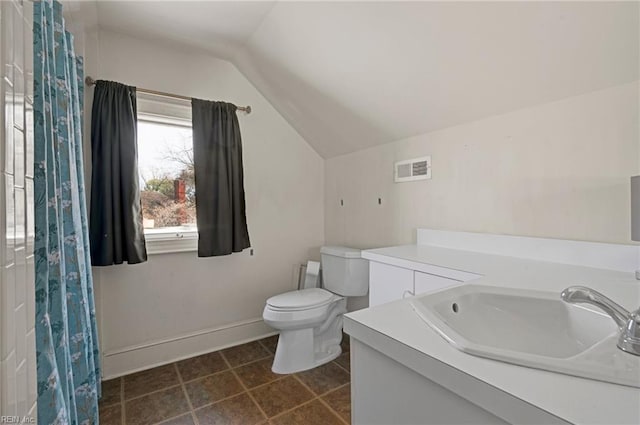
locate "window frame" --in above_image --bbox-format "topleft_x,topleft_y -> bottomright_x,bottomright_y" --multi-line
137,94 -> 197,254
144,227 -> 198,255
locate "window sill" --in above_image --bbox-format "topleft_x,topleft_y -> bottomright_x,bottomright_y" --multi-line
144,229 -> 198,255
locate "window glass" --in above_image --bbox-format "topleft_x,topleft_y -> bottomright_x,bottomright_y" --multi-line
137,119 -> 196,234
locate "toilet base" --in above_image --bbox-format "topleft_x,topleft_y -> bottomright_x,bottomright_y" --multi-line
271,299 -> 347,374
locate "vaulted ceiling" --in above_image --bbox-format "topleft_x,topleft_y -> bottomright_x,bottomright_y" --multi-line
70,1 -> 639,158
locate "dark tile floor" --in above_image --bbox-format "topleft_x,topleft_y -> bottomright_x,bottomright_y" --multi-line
99,335 -> 351,425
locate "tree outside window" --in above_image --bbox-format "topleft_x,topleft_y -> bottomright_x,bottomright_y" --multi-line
137,120 -> 196,231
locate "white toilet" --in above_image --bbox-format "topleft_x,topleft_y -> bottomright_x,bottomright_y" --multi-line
263,246 -> 369,374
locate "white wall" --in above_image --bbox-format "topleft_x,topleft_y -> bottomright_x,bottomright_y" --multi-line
0,0 -> 37,419
88,30 -> 324,378
326,82 -> 640,251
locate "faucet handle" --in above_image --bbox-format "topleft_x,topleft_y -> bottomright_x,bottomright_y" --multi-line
625,309 -> 640,333
561,286 -> 640,356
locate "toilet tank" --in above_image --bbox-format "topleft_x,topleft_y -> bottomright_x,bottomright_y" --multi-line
320,246 -> 369,296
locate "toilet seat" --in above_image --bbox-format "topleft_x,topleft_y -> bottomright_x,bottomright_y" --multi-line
266,288 -> 336,312
263,288 -> 344,331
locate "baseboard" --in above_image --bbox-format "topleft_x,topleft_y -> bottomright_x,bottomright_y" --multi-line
101,318 -> 276,379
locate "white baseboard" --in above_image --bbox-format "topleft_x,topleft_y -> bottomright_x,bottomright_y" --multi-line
101,318 -> 276,379
417,228 -> 640,273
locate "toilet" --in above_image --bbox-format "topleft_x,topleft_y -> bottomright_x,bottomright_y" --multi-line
263,246 -> 369,374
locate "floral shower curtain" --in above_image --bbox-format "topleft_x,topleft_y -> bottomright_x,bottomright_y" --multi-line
34,1 -> 101,423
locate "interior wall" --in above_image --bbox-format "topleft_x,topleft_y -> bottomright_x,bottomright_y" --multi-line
0,0 -> 37,419
88,30 -> 324,378
325,82 -> 640,251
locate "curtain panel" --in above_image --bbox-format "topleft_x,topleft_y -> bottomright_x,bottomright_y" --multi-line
192,99 -> 250,256
33,1 -> 100,423
89,80 -> 147,265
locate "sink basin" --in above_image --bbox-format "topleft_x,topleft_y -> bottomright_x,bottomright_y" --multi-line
411,284 -> 640,388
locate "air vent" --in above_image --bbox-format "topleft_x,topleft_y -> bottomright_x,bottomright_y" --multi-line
394,156 -> 432,182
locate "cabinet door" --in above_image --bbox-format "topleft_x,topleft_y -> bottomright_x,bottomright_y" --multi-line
414,271 -> 461,296
369,262 -> 414,307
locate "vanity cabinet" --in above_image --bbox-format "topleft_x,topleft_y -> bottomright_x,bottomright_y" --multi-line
369,262 -> 415,306
414,271 -> 461,296
347,336 -> 568,425
369,262 -> 472,307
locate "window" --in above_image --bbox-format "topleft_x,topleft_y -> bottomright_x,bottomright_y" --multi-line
137,94 -> 197,254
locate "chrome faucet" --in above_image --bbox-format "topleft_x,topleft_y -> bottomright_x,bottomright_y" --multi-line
561,286 -> 640,356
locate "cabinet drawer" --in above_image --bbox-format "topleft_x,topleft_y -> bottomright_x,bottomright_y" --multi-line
413,271 -> 460,296
369,262 -> 414,307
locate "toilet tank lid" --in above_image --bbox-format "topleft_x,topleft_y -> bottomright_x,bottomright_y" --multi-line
320,246 -> 362,259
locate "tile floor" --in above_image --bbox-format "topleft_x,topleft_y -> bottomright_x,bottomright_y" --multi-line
99,335 -> 351,425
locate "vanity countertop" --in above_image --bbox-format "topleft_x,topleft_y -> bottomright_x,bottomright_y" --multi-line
345,244 -> 640,425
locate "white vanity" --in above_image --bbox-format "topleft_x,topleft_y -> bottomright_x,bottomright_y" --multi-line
345,229 -> 640,425
368,258 -> 480,307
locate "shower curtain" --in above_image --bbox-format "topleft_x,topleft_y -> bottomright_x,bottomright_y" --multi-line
34,1 -> 100,423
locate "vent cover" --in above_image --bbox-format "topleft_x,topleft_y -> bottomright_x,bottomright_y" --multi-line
394,156 -> 432,182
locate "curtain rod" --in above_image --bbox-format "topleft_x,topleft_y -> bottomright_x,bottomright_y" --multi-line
84,76 -> 251,114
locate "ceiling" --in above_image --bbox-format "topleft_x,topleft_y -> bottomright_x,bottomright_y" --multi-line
72,1 -> 640,158
94,1 -> 276,59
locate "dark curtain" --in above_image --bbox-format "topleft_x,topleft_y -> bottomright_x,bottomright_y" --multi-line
89,80 -> 147,265
192,99 -> 251,257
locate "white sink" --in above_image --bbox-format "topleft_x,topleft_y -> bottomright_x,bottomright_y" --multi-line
411,284 -> 640,388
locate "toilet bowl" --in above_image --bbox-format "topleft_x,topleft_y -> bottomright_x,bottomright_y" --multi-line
263,246 -> 369,374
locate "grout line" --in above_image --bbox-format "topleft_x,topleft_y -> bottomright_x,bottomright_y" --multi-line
120,377 -> 125,425
189,371 -> 289,413
173,363 -> 200,425
235,353 -> 273,368
291,373 -> 349,424
221,350 -> 273,370
179,353 -> 273,386
190,390 -> 248,413
221,350 -> 269,423
152,411 -> 196,425
318,382 -> 351,425
291,373 -> 319,397
180,367 -> 231,385
293,369 -> 350,399
97,398 -> 120,410
317,394 -> 350,425
333,356 -> 351,374
257,336 -> 277,355
243,374 -> 289,392
321,382 -> 349,397
317,385 -> 348,398
268,395 -> 321,422
123,383 -> 184,403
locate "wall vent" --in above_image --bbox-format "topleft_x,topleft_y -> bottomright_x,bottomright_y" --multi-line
394,156 -> 432,182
